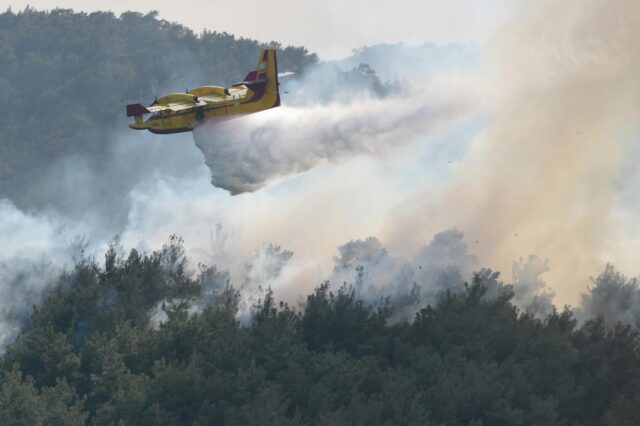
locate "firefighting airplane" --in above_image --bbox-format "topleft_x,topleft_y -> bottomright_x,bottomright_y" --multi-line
126,49 -> 281,134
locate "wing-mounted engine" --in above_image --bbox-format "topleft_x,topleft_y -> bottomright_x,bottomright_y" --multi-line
156,93 -> 199,104
189,86 -> 228,97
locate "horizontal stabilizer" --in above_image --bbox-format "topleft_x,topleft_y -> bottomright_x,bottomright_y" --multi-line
243,70 -> 259,82
126,103 -> 151,117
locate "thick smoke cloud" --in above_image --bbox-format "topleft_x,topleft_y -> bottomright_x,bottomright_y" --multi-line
388,0 -> 640,305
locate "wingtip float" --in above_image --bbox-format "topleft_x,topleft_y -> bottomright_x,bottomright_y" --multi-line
126,49 -> 281,134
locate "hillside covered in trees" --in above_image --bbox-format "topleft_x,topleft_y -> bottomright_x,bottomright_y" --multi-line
1,239 -> 640,425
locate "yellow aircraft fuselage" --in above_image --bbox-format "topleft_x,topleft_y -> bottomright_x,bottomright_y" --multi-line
126,49 -> 280,134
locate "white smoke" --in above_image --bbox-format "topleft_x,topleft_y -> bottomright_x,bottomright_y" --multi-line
578,265 -> 640,328
326,229 -> 553,322
511,256 -> 555,318
237,244 -> 293,321
0,200 -> 90,350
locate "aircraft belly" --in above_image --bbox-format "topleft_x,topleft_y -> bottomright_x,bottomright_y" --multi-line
148,127 -> 192,134
158,112 -> 196,131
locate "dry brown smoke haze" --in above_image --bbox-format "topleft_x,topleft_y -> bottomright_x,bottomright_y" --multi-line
388,0 -> 640,306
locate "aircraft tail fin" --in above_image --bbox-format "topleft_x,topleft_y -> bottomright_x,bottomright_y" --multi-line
240,49 -> 280,107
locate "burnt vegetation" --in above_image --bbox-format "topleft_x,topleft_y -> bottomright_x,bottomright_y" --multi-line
1,238 -> 640,425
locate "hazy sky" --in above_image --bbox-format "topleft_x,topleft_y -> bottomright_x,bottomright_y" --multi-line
0,0 -> 505,58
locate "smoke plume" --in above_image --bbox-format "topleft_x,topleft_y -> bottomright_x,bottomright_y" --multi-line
0,200 -> 89,350
325,229 -> 554,322
578,264 -> 640,328
388,0 -> 640,305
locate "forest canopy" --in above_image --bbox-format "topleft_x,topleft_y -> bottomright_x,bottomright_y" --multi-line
1,237 -> 640,425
